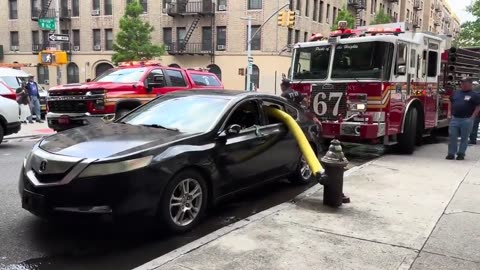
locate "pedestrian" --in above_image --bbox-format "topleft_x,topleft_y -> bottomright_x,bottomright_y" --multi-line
16,82 -> 31,124
469,80 -> 480,144
25,75 -> 44,124
446,77 -> 480,160
280,79 -> 307,107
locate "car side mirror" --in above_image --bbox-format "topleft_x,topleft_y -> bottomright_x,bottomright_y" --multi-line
226,124 -> 242,135
148,75 -> 165,89
397,65 -> 406,76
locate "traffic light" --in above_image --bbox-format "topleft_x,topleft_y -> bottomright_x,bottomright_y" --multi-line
447,47 -> 457,85
277,10 -> 287,27
38,51 -> 68,65
287,10 -> 296,28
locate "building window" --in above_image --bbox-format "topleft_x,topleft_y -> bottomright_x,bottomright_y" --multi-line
163,27 -> 172,48
92,0 -> 100,11
319,1 -> 323,22
287,28 -> 293,46
73,30 -> 80,48
104,0 -> 112,15
202,27 -> 212,51
32,31 -> 39,46
216,26 -> 226,48
247,26 -> 261,50
9,0 -> 18,19
326,4 -> 330,23
177,27 -> 186,45
37,65 -> 49,84
248,0 -> 262,10
294,30 -> 300,43
42,31 -> 49,45
61,30 -> 70,51
67,63 -> 79,83
10,32 -> 19,49
93,29 -> 101,49
105,29 -> 113,50
333,7 -> 337,24
245,64 -> 260,90
305,0 -> 309,17
304,32 -> 308,42
217,0 -> 227,10
296,0 -> 301,13
140,0 -> 148,13
72,0 -> 79,16
207,64 -> 222,81
313,0 -> 318,21
289,0 -> 294,10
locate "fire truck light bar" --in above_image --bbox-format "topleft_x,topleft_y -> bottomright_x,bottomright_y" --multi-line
118,60 -> 162,67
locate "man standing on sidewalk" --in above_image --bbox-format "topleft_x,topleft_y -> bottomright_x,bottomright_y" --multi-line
469,81 -> 480,144
447,77 -> 480,160
25,75 -> 44,124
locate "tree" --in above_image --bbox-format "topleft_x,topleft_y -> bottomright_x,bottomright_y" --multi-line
331,6 -> 355,30
371,9 -> 392,25
455,1 -> 480,47
112,0 -> 164,64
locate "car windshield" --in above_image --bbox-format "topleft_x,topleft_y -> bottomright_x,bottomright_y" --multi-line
94,67 -> 146,83
292,45 -> 331,80
0,76 -> 22,89
331,42 -> 393,79
190,74 -> 221,86
120,95 -> 230,133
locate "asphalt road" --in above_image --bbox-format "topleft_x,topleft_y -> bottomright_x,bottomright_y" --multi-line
0,138 -> 380,270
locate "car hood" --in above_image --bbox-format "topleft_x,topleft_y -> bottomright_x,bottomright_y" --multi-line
39,123 -> 193,160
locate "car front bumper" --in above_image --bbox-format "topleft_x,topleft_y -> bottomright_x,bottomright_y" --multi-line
322,121 -> 386,140
6,121 -> 21,135
19,149 -> 169,218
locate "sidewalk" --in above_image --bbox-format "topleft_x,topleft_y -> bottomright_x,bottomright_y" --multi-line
135,143 -> 480,270
4,122 -> 54,140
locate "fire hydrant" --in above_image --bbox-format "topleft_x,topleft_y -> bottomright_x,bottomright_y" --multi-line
317,139 -> 350,207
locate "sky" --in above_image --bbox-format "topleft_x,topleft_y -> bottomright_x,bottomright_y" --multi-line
451,0 -> 475,23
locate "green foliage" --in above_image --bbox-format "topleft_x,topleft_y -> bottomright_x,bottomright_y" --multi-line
112,0 -> 164,65
331,6 -> 355,30
455,0 -> 480,47
371,9 -> 392,25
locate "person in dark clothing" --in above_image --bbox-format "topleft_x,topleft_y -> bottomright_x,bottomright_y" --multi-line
446,77 -> 480,160
469,81 -> 480,144
280,79 -> 305,106
25,75 -> 43,123
16,82 -> 31,124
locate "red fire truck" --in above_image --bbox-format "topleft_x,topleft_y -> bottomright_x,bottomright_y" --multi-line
289,22 -> 479,154
46,61 -> 224,131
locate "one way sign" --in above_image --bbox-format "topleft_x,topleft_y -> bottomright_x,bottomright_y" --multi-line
48,33 -> 70,42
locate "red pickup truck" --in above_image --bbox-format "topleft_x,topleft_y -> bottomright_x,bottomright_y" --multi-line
46,61 -> 224,131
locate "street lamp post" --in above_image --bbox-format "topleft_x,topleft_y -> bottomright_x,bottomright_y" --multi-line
242,2 -> 290,92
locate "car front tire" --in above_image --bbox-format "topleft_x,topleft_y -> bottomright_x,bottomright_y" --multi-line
0,124 -> 4,145
158,169 -> 208,233
289,155 -> 315,185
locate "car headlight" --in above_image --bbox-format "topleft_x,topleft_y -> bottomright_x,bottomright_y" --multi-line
347,94 -> 368,113
78,155 -> 153,178
348,103 -> 367,112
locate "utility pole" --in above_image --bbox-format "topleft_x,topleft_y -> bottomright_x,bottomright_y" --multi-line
243,2 -> 290,92
55,0 -> 62,86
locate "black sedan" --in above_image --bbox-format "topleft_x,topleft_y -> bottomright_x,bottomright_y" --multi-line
19,90 -> 320,232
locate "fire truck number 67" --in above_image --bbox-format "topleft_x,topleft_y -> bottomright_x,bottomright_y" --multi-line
312,92 -> 343,116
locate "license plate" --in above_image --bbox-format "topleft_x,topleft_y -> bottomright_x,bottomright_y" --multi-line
22,190 -> 47,215
58,115 -> 71,125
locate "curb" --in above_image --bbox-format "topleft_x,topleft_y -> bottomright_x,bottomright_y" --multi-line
134,160 -> 378,270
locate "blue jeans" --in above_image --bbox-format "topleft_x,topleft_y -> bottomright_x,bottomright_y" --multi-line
448,117 -> 473,156
28,96 -> 41,121
469,116 -> 480,143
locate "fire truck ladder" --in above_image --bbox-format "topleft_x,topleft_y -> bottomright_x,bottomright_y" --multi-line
40,0 -> 54,18
181,14 -> 202,51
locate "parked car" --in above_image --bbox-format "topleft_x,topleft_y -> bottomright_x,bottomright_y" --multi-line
19,90 -> 319,232
46,61 -> 224,132
0,82 -> 21,143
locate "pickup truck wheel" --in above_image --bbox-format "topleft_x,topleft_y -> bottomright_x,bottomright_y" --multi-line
115,109 -> 130,120
0,125 -> 4,145
396,108 -> 418,154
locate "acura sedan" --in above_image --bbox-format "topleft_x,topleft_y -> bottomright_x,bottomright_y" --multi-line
19,90 -> 320,232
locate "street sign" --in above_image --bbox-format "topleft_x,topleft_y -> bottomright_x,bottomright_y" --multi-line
38,18 -> 56,30
48,33 -> 70,42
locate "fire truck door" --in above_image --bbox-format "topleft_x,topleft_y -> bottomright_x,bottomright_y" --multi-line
424,39 -> 440,128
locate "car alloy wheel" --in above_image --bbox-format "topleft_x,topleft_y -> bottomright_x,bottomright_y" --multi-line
169,178 -> 203,226
300,157 -> 312,180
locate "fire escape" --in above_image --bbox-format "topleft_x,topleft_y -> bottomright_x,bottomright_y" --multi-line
31,0 -> 72,55
347,0 -> 365,28
166,0 -> 215,57
412,0 -> 423,29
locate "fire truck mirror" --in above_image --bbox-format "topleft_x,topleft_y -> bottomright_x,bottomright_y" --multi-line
397,65 -> 406,76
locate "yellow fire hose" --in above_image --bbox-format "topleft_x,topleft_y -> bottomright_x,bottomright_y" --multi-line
265,107 -> 325,176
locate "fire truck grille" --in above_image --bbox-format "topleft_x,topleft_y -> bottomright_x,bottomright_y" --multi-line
48,100 -> 88,113
310,83 -> 348,121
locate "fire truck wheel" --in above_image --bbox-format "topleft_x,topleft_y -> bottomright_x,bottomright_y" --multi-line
396,108 -> 418,154
115,109 -> 131,120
